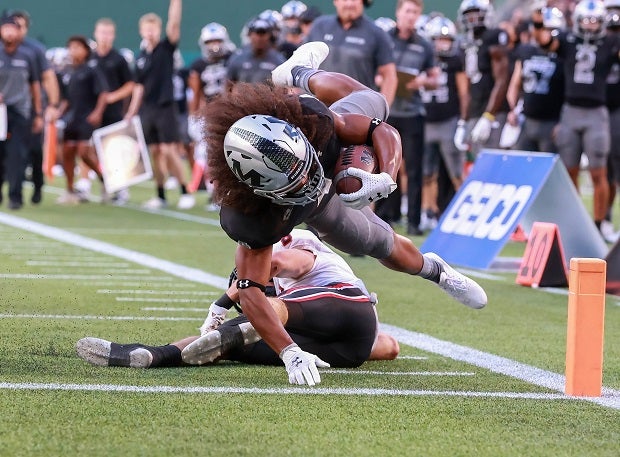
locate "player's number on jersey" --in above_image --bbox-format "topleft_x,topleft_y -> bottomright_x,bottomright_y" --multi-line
574,43 -> 597,85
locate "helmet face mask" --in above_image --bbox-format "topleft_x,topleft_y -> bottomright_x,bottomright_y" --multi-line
458,0 -> 494,33
572,0 -> 607,40
199,23 -> 232,60
224,115 -> 326,206
426,16 -> 458,56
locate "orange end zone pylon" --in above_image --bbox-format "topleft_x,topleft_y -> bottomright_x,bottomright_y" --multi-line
565,258 -> 606,397
42,121 -> 57,181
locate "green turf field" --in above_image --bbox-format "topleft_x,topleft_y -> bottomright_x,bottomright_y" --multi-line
0,181 -> 618,457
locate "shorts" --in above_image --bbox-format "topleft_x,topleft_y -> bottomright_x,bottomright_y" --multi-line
140,103 -> 180,145
424,116 -> 463,180
555,104 -> 610,169
306,187 -> 395,258
227,285 -> 378,368
329,89 -> 390,121
177,112 -> 191,145
63,120 -> 94,142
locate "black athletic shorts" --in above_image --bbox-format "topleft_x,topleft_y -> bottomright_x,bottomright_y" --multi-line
140,103 -> 180,145
63,120 -> 95,142
227,285 -> 378,368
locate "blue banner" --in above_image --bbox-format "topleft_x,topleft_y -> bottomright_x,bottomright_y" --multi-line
420,150 -> 558,269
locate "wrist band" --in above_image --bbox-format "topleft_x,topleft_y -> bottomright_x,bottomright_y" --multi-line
236,278 -> 266,292
365,118 -> 383,146
214,293 -> 236,310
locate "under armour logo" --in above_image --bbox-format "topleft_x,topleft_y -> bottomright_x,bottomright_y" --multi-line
292,356 -> 303,367
238,280 -> 250,288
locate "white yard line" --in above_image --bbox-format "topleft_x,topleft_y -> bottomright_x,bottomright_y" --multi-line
142,307 -> 209,312
0,313 -> 200,322
324,370 -> 475,376
1,212 -> 619,410
0,273 -> 173,281
97,289 -> 215,295
0,382 -> 597,401
116,297 -> 212,303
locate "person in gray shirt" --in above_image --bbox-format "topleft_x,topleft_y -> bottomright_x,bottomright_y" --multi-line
0,14 -> 41,210
306,0 -> 397,107
227,17 -> 285,84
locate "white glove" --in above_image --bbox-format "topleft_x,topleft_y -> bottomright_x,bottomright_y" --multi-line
454,119 -> 468,152
338,170 -> 397,210
188,115 -> 203,143
470,113 -> 494,144
198,303 -> 228,335
280,343 -> 330,386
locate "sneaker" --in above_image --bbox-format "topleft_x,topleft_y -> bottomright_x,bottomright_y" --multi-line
76,337 -> 153,368
419,212 -> 438,232
56,191 -> 81,205
271,41 -> 330,87
112,188 -> 130,206
100,185 -> 112,204
31,188 -> 42,204
177,193 -> 196,210
8,200 -> 22,210
142,197 -> 167,210
182,319 -> 260,365
600,220 -> 619,244
424,252 -> 487,309
199,309 -> 228,335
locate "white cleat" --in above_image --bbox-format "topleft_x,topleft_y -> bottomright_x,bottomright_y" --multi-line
142,197 -> 167,210
177,193 -> 196,210
425,252 -> 487,309
271,41 -> 330,87
76,337 -> 153,368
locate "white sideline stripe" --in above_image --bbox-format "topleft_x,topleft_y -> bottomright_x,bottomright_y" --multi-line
91,282 -> 197,288
142,307 -> 208,312
1,213 -> 618,409
26,261 -> 131,267
15,256 -> 121,261
325,370 -> 474,376
0,382 -> 595,401
97,289 -> 214,295
42,268 -> 153,274
381,323 -> 620,410
116,297 -> 212,303
539,287 -> 570,296
456,269 -> 504,281
71,228 -> 213,236
125,203 -> 221,226
0,213 -> 228,290
397,356 -> 428,360
0,314 -> 200,322
0,273 -> 173,281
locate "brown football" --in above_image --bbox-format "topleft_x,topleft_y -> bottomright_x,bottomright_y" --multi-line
333,145 -> 379,195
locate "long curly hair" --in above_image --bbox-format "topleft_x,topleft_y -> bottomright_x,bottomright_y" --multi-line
204,82 -> 330,213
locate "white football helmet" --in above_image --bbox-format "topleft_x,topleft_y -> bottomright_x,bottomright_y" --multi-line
605,0 -> 620,27
541,6 -> 566,34
426,16 -> 458,56
572,0 -> 607,40
458,0 -> 495,32
224,115 -> 325,206
281,1 -> 307,19
199,22 -> 232,60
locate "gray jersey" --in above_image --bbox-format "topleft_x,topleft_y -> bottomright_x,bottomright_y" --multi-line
306,14 -> 394,90
0,45 -> 39,118
226,46 -> 285,84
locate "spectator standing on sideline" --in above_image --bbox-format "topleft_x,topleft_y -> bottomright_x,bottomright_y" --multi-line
91,17 -> 135,205
226,17 -> 285,84
306,0 -> 398,108
531,0 -> 620,233
0,14 -> 42,210
419,15 -> 468,231
11,9 -> 60,205
456,0 -> 510,154
377,0 -> 439,235
506,6 -> 565,154
125,0 -> 195,210
56,36 -> 109,205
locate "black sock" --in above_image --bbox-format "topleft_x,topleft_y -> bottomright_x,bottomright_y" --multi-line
595,220 -> 602,230
290,65 -> 322,92
157,186 -> 165,201
146,344 -> 183,368
180,184 -> 188,195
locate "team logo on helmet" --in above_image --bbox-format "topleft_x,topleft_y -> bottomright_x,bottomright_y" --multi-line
224,115 -> 326,206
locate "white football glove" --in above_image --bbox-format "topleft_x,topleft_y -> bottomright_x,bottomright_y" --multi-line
280,343 -> 330,386
198,303 -> 228,335
470,113 -> 494,144
338,169 -> 397,210
453,119 -> 468,152
188,115 -> 203,143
